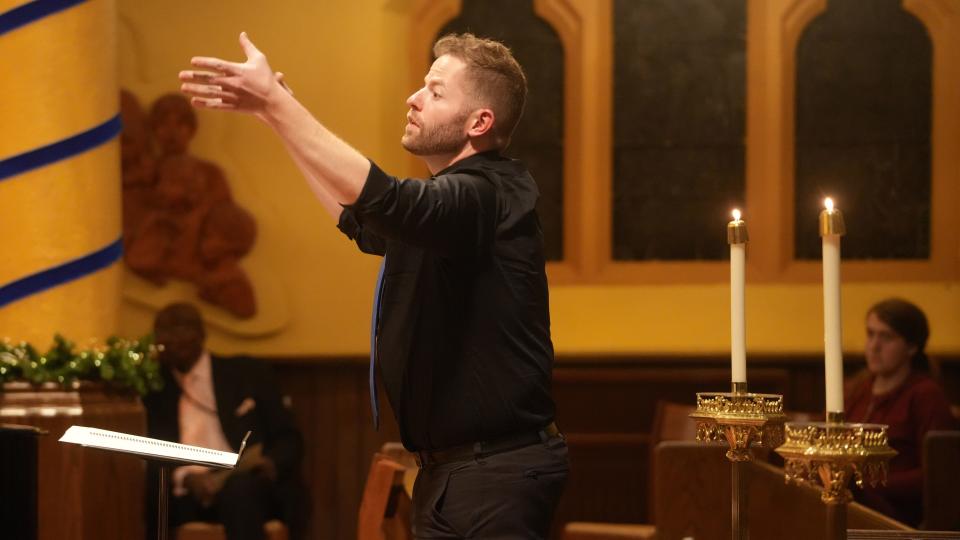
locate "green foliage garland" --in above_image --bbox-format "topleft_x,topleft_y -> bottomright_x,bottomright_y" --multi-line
0,334 -> 164,396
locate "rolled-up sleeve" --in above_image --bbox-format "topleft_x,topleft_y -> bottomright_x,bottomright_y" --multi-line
339,160 -> 497,257
337,204 -> 387,256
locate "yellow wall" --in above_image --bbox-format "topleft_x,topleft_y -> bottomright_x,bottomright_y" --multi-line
550,283 -> 960,356
0,0 -> 122,345
114,0 -> 960,357
116,0 -> 411,355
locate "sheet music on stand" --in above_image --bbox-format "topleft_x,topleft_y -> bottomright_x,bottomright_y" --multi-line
60,425 -> 250,540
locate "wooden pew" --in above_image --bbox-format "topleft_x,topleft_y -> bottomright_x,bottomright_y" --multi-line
358,452 -> 413,540
652,441 -> 912,540
924,431 -> 960,532
848,532 -> 960,539
563,403 -> 833,540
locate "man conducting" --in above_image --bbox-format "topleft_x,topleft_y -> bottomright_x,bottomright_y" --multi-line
180,32 -> 568,538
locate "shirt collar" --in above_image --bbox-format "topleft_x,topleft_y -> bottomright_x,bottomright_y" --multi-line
433,150 -> 503,177
173,350 -> 212,385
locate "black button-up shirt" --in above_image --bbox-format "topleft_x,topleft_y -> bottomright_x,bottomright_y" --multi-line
337,151 -> 556,451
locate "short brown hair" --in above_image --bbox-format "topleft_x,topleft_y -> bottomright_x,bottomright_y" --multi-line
433,33 -> 527,148
868,298 -> 930,372
154,302 -> 205,338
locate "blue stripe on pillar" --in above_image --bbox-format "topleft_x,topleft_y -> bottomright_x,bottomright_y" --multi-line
0,237 -> 124,308
0,0 -> 87,36
0,114 -> 122,182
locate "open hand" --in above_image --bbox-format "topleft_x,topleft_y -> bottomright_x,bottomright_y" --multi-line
179,32 -> 292,117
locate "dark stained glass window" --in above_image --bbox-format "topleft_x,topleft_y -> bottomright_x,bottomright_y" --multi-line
794,0 -> 931,260
437,0 -> 565,261
612,0 -> 746,260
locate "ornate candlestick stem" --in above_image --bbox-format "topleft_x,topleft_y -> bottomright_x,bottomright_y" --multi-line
691,382 -> 786,540
731,458 -> 749,540
823,412 -> 850,540
826,500 -> 847,540
776,412 -> 896,540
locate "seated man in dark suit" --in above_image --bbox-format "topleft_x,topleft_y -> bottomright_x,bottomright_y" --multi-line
144,302 -> 305,540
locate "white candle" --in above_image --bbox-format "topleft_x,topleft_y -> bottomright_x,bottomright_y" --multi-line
820,198 -> 845,414
728,209 -> 747,384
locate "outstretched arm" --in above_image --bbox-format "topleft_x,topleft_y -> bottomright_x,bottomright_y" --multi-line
179,32 -> 368,220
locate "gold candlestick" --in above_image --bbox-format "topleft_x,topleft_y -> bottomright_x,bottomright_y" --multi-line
691,383 -> 787,461
691,383 -> 786,540
775,413 -> 896,540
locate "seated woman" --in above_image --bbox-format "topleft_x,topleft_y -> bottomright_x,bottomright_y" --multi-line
846,298 -> 958,527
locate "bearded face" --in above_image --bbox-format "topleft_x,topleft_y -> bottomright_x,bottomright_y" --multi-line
402,55 -> 481,160
401,107 -> 471,156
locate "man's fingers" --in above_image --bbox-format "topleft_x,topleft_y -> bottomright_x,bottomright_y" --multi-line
190,56 -> 243,75
179,70 -> 224,83
180,82 -> 239,102
238,31 -> 262,59
181,33 -> 270,113
190,97 -> 237,110
179,82 -> 222,95
180,71 -> 240,89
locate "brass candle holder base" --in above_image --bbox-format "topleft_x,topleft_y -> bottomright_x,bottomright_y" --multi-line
690,383 -> 786,540
775,413 -> 896,540
690,383 -> 787,461
776,416 -> 896,504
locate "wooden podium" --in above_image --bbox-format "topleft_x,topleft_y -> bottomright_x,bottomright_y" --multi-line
0,382 -> 146,540
0,424 -> 44,540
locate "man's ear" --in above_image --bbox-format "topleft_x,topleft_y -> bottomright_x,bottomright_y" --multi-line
466,108 -> 496,138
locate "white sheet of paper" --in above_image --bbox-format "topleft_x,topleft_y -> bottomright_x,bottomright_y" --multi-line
60,425 -> 238,469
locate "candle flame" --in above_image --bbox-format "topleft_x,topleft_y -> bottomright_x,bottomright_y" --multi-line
825,197 -> 835,212
732,209 -> 741,221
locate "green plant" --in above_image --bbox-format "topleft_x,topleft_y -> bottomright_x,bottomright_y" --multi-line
0,334 -> 164,396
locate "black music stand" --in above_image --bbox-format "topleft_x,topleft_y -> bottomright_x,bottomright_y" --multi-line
60,426 -> 250,540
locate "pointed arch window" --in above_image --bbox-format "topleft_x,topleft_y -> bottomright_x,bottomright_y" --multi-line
612,0 -> 747,262
794,0 -> 932,261
430,0 -> 567,262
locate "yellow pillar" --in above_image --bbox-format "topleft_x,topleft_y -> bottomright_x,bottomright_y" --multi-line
0,0 -> 122,345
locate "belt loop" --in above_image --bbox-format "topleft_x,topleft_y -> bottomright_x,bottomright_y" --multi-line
538,429 -> 548,443
473,441 -> 483,458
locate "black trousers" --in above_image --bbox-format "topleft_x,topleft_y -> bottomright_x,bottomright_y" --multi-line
411,435 -> 569,539
170,471 -> 280,540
